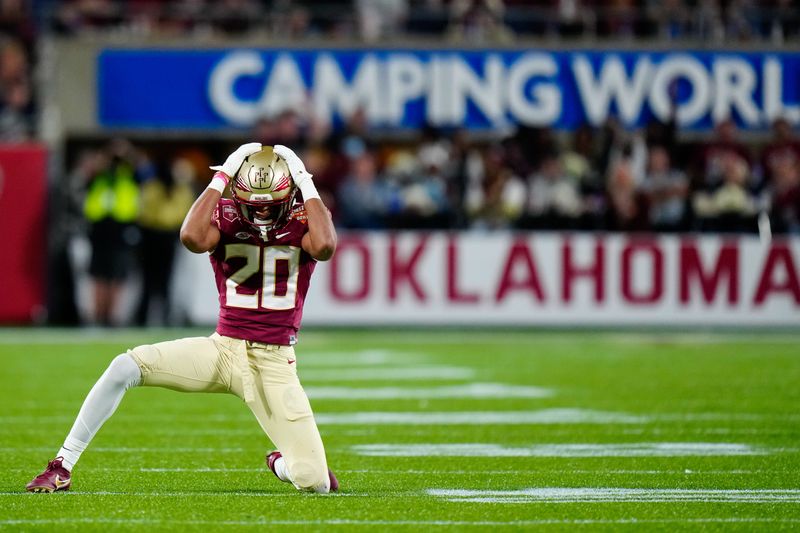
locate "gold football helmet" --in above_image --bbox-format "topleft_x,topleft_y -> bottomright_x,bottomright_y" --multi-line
230,146 -> 296,230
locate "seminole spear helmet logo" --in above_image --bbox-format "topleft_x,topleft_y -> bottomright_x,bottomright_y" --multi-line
231,146 -> 296,231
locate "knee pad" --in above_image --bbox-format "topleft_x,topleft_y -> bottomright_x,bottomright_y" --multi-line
107,353 -> 142,390
289,461 -> 329,493
279,385 -> 313,421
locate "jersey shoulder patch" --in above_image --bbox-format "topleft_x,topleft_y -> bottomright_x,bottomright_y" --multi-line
289,204 -> 308,225
214,199 -> 248,237
220,200 -> 239,223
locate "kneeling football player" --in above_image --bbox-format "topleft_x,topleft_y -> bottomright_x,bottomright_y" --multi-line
27,143 -> 339,494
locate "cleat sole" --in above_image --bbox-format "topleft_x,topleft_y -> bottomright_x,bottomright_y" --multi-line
27,485 -> 69,493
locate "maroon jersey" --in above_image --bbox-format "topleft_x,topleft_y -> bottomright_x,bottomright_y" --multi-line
210,199 -> 315,345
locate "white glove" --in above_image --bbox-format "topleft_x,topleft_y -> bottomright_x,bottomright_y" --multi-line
274,144 -> 319,200
210,142 -> 262,178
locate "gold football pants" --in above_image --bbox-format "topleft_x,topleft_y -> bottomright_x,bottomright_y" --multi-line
128,333 -> 329,492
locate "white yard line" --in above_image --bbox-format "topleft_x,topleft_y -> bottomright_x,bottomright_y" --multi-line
0,491 -> 362,497
5,442 -> 790,456
317,409 -> 647,425
298,350 -> 423,366
0,447 -> 250,453
0,518 -> 798,526
354,442 -> 765,457
429,487 -> 800,504
306,382 -> 553,399
300,366 -> 475,381
6,467 -> 773,475
8,409 -> 800,426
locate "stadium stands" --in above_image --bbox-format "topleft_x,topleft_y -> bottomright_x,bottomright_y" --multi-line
0,1 -> 798,325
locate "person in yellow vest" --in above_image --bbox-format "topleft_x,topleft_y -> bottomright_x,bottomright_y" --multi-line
134,156 -> 196,325
82,139 -> 143,326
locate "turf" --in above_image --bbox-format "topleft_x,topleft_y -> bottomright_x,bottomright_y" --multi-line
1,328 -> 799,531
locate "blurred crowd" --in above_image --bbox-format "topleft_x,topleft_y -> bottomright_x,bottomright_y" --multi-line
2,1 -> 799,326
0,0 -> 35,142
249,109 -> 800,235
51,113 -> 799,326
8,0 -> 798,44
52,138 -> 202,326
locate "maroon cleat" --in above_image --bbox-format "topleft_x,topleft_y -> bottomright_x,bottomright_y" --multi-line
266,451 -> 339,492
26,457 -> 71,493
328,467 -> 339,492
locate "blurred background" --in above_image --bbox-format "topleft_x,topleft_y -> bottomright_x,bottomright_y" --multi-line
0,0 -> 798,329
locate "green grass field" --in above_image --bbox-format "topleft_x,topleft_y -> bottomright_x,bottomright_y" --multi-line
1,328 -> 799,531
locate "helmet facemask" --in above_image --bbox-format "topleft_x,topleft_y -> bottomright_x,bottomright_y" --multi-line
230,146 -> 296,232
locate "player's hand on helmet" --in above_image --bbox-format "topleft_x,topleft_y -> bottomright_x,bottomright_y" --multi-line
210,142 -> 262,178
274,144 -> 313,189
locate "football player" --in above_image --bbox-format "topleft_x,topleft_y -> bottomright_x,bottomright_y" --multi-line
26,143 -> 339,494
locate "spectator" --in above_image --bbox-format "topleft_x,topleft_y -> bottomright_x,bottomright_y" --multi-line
642,145 -> 689,231
561,124 -> 595,188
518,152 -> 583,230
693,152 -> 758,232
761,117 -> 800,185
598,0 -> 637,38
209,0 -> 262,35
768,156 -> 800,234
771,0 -> 800,42
271,4 -> 315,40
48,149 -> 95,326
388,137 -> 451,228
356,0 -> 408,42
650,0 -> 690,39
606,158 -> 650,232
466,145 -> 525,230
0,0 -> 34,44
695,118 -> 752,188
0,37 -> 33,141
160,0 -> 213,36
51,0 -> 122,35
301,140 -> 347,220
446,129 -> 481,228
555,0 -> 590,38
724,0 -> 759,41
0,74 -> 32,141
82,139 -> 145,326
692,0 -> 724,42
134,156 -> 195,326
606,130 -> 648,189
447,0 -> 514,43
337,149 -> 392,229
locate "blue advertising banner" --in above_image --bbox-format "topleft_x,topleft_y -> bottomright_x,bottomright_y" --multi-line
98,48 -> 800,131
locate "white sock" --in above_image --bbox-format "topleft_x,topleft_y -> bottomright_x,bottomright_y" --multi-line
273,456 -> 290,482
57,354 -> 142,471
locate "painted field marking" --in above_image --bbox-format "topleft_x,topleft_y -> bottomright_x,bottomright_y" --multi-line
300,366 -> 475,381
428,487 -> 800,504
298,350 -> 423,366
4,410 -> 798,424
6,467 -> 773,475
316,409 -> 646,425
0,518 -> 798,527
354,442 -> 765,457
7,442 -> 788,456
306,383 -> 553,400
0,491 -> 362,498
0,447 -> 251,454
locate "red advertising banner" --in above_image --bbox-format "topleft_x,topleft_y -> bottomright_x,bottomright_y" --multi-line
176,232 -> 800,327
0,144 -> 47,323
